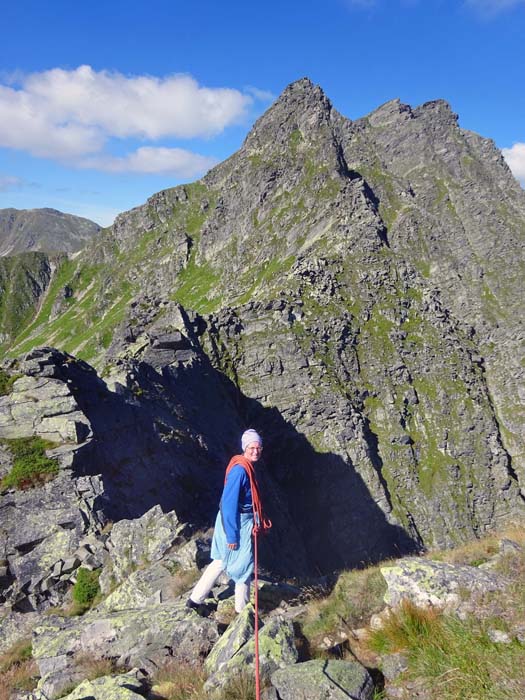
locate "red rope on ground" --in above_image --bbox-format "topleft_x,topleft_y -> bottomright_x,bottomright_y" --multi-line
224,455 -> 272,700
253,525 -> 261,700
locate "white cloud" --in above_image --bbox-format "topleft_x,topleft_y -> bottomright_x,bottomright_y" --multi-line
0,66 -> 256,170
0,174 -> 23,191
245,86 -> 276,102
21,66 -> 252,139
465,0 -> 525,15
0,174 -> 39,191
502,143 -> 525,186
80,147 -> 217,178
0,83 -> 104,158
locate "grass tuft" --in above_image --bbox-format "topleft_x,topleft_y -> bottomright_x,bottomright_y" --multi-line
149,661 -> 257,700
169,566 -> 201,598
301,566 -> 387,648
0,639 -> 38,700
0,368 -> 22,395
367,599 -> 441,655
0,436 -> 59,490
71,567 -> 102,614
368,598 -> 525,700
150,660 -> 207,700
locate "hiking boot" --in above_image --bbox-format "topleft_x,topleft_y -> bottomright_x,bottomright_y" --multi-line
185,598 -> 209,617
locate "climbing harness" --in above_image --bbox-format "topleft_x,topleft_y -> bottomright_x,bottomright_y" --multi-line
224,455 -> 272,700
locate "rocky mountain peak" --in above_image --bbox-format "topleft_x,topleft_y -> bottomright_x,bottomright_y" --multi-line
241,77 -> 335,154
366,98 -> 413,127
415,98 -> 458,123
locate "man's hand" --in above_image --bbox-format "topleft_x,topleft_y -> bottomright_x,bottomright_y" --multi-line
227,543 -> 238,550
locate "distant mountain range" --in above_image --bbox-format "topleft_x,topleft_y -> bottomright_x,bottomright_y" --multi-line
0,207 -> 101,256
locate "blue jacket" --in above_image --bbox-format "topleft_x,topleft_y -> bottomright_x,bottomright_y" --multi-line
220,464 -> 253,545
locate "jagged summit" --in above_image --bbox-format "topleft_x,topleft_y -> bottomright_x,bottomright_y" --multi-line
278,76 -> 329,103
237,77 -> 334,154
365,97 -> 458,128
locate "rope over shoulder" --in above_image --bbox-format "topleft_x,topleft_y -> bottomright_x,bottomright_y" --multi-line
224,455 -> 272,535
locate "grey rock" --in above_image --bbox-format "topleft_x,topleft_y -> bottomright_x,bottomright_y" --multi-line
96,561 -> 177,612
204,613 -> 298,690
1,470 -> 105,610
0,610 -> 40,653
32,602 -> 219,697
99,505 -> 185,592
487,629 -> 512,644
257,580 -> 302,609
204,604 -> 255,674
381,557 -> 508,608
0,374 -> 91,442
381,652 -> 409,681
270,659 -> 374,700
167,536 -> 211,570
55,671 -> 145,700
499,538 -> 522,554
15,691 -> 50,700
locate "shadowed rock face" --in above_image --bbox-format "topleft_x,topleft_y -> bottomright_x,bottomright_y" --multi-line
1,79 -> 525,582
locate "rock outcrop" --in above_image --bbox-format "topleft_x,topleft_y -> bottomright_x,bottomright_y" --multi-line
32,603 -> 219,697
380,557 -> 508,609
270,659 -> 374,700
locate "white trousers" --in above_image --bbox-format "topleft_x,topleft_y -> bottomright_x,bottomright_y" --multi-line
189,558 -> 250,613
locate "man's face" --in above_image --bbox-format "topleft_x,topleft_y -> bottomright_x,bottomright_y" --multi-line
244,441 -> 262,462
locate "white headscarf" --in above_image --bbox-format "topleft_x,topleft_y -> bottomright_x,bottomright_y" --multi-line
241,428 -> 263,452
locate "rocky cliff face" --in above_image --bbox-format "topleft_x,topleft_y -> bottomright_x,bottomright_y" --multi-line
1,79 -> 525,580
0,252 -> 55,344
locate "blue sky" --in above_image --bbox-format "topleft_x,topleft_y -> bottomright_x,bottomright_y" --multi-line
1,0 -> 524,226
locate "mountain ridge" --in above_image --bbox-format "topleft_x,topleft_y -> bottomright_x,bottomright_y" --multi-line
1,78 -> 524,567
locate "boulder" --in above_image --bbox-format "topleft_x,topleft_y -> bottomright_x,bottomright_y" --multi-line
380,557 -> 508,609
56,670 -> 146,700
204,604 -> 255,674
32,602 -> 219,698
257,579 -> 302,609
380,652 -> 409,681
100,505 -> 188,593
0,610 -> 40,653
168,535 -> 211,570
270,659 -> 374,700
0,374 -> 91,443
204,612 -> 298,690
96,561 -> 177,612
